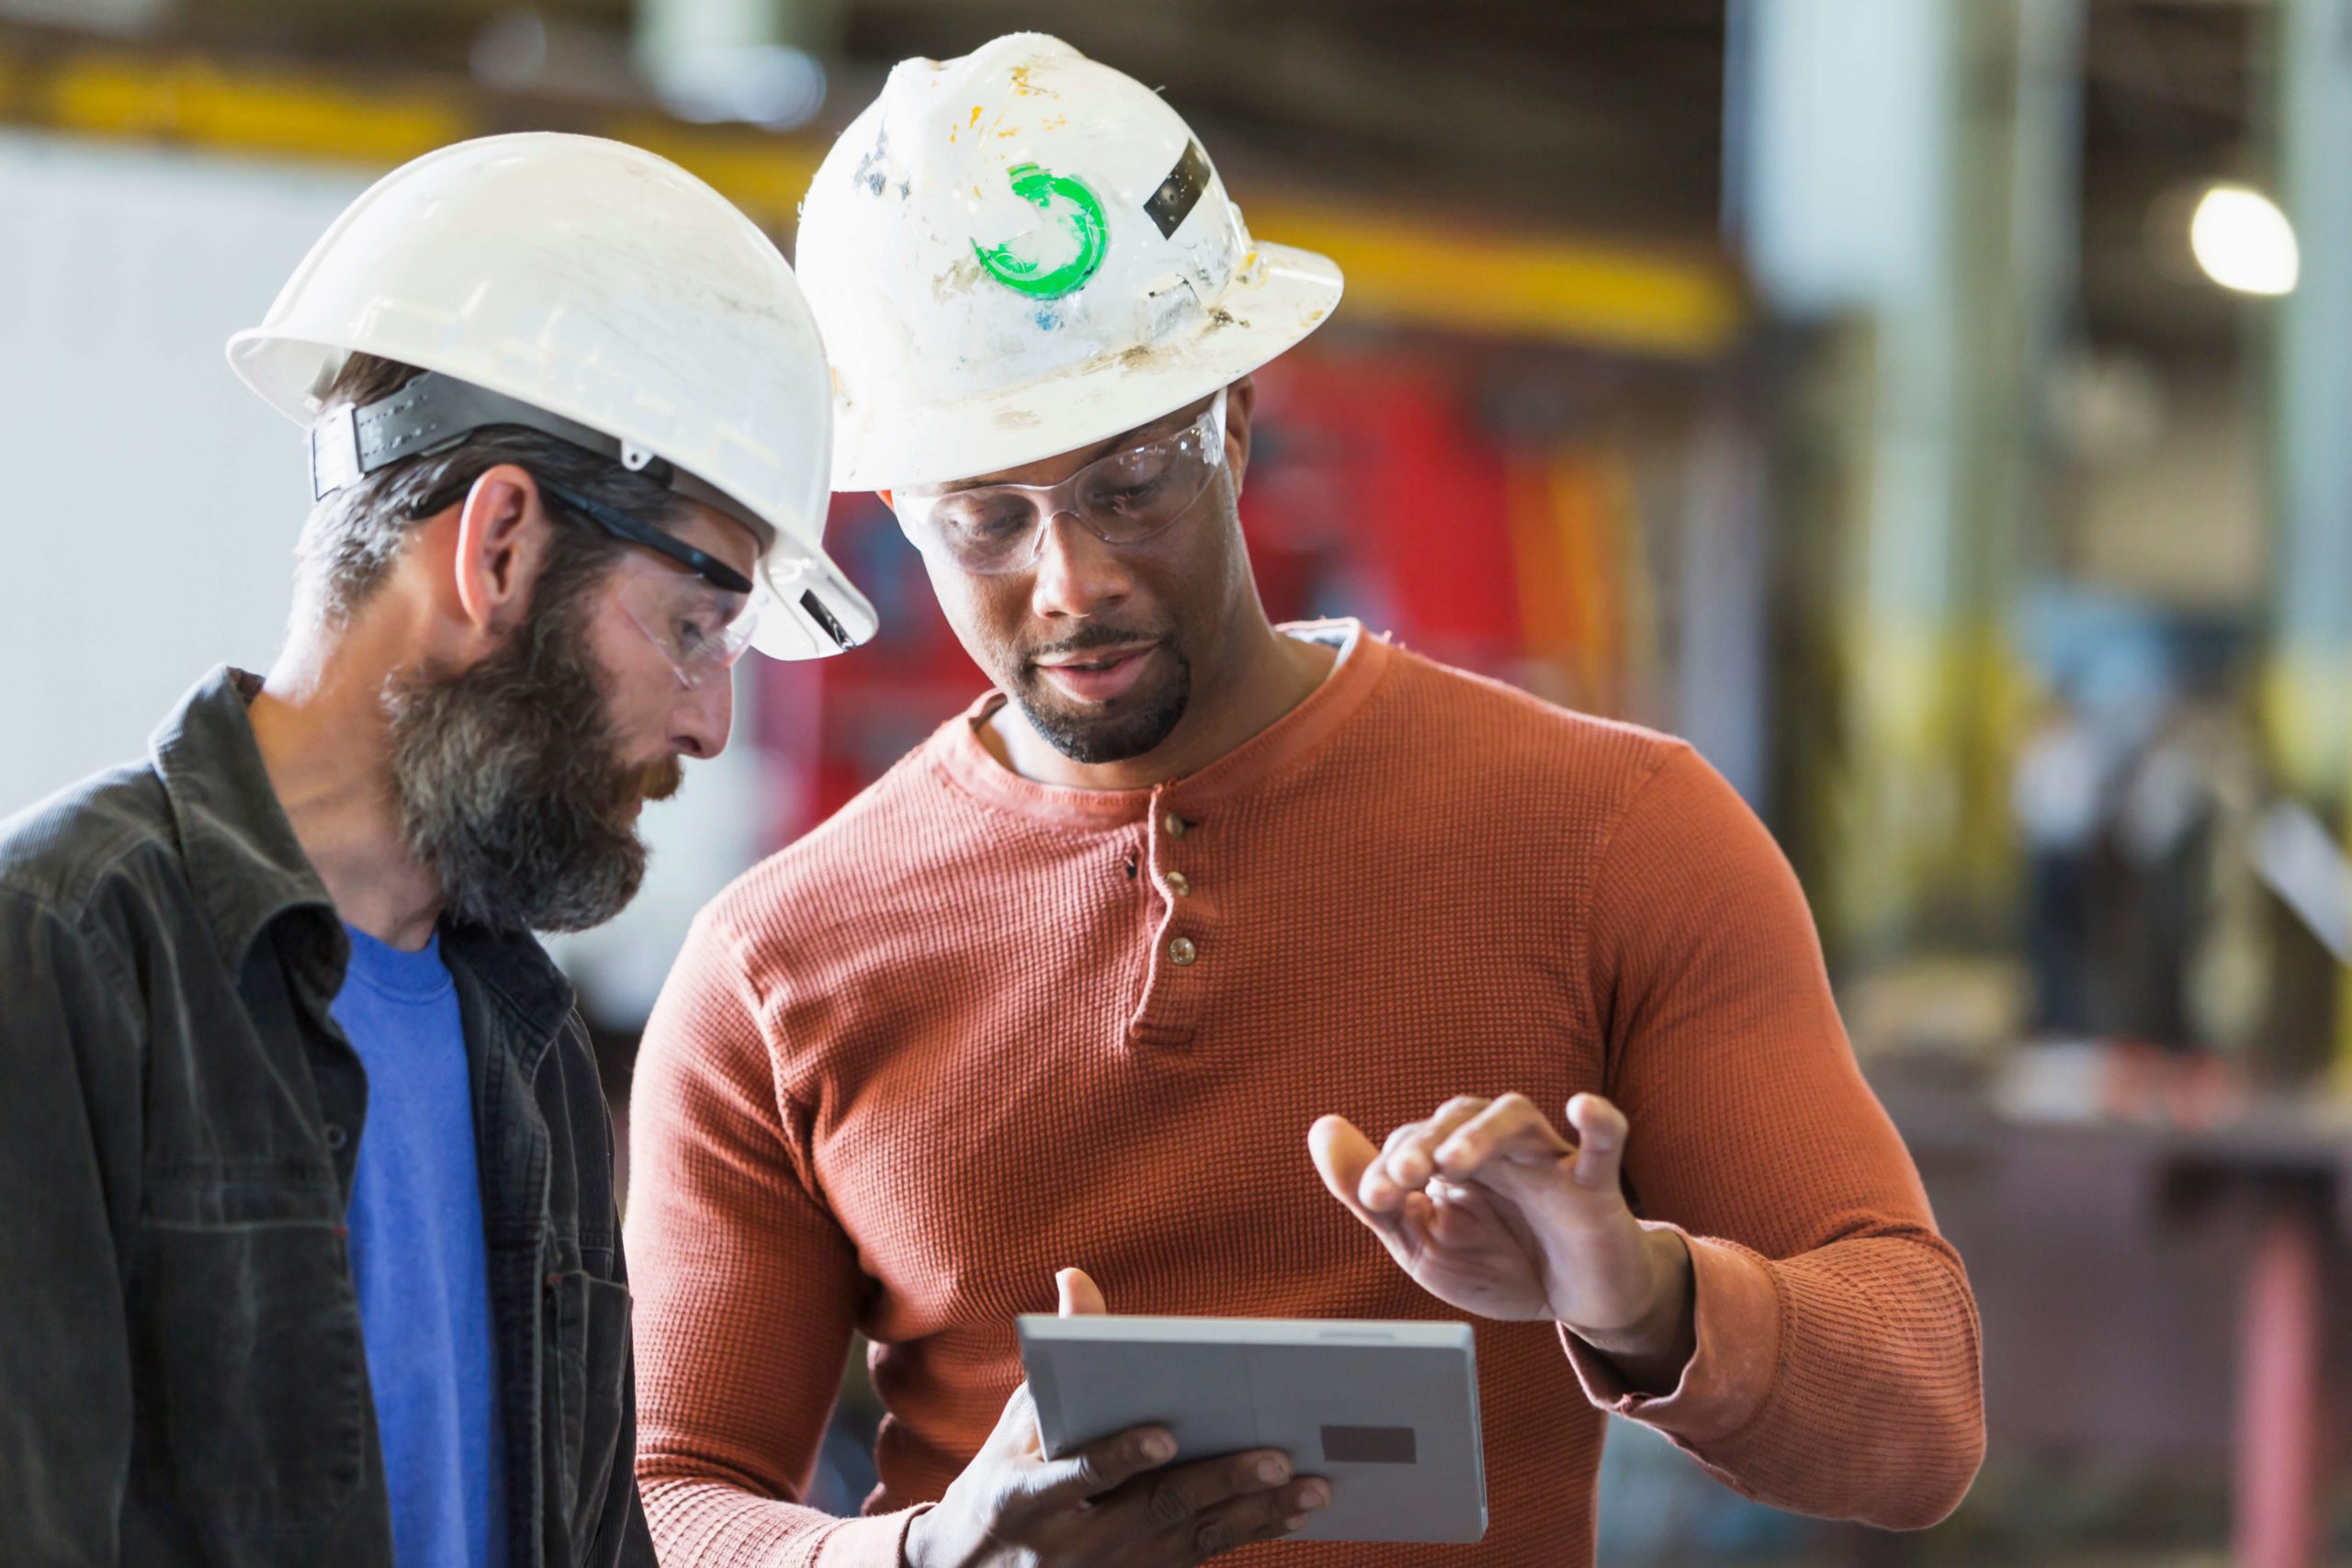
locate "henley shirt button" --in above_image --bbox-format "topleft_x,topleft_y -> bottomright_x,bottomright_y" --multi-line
1165,871 -> 1193,897
1164,813 -> 1189,840
1169,936 -> 1198,966
323,1123 -> 349,1151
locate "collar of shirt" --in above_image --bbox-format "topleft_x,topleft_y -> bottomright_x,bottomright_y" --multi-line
145,665 -> 575,1042
148,666 -> 340,978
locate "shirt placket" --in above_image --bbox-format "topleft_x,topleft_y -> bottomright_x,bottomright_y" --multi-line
1125,784 -> 1216,1048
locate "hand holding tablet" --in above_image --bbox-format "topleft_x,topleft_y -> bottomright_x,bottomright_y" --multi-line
1019,1307 -> 1487,1544
903,1270 -> 1334,1567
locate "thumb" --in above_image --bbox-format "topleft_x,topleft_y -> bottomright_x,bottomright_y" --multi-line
1056,1267 -> 1108,1317
1308,1114 -> 1399,1234
1564,1093 -> 1632,1194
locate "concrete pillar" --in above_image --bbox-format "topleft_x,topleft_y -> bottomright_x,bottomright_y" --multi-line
2271,0 -> 2352,1079
1732,0 -> 2080,962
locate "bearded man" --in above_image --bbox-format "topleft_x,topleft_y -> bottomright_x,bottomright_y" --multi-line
0,134 -> 872,1568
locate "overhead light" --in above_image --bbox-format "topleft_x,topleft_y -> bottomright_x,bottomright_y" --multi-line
470,11 -> 548,91
650,45 -> 827,132
2190,184 -> 2299,297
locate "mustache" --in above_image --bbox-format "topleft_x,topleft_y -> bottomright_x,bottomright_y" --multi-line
1024,625 -> 1168,663
637,757 -> 684,805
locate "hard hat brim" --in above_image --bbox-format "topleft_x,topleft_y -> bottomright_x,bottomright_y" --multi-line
831,241 -> 1344,492
748,542 -> 879,660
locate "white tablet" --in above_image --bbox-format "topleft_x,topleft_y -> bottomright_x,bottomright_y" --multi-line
1015,1314 -> 1487,1544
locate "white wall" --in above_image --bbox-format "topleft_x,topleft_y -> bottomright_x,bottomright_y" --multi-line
0,131 -> 762,1027
0,133 -> 366,808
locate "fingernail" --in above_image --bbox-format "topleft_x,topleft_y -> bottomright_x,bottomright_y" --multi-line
1284,1515 -> 1311,1531
1142,1434 -> 1176,1462
1298,1483 -> 1330,1509
1258,1456 -> 1290,1484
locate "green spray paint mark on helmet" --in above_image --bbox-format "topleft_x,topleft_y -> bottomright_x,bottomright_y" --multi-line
974,164 -> 1108,301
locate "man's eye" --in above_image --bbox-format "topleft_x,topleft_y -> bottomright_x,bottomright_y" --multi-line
935,497 -> 1033,543
1088,469 -> 1172,517
673,611 -> 720,657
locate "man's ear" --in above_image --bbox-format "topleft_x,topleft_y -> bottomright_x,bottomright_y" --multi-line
451,464 -> 554,637
1224,375 -> 1258,497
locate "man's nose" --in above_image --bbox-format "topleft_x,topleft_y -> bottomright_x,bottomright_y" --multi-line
1028,512 -> 1133,619
672,668 -> 734,760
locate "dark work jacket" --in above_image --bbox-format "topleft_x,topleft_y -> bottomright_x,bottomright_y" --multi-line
0,668 -> 651,1568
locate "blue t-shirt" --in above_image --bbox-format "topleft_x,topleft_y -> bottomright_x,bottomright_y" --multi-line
333,925 -> 506,1568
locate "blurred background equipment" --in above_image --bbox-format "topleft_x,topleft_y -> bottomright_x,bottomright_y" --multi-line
5,1 -> 2352,1562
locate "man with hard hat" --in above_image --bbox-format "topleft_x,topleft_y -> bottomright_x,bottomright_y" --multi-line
0,135 -> 872,1568
628,34 -> 1984,1567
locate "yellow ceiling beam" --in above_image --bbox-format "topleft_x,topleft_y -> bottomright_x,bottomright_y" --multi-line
601,117 -> 823,223
1250,203 -> 1741,358
38,49 -> 467,166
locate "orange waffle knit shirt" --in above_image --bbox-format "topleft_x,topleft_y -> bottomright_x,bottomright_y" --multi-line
627,622 -> 1985,1567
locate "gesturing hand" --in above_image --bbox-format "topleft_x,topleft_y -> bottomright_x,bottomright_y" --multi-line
902,1269 -> 1330,1568
1308,1093 -> 1694,1390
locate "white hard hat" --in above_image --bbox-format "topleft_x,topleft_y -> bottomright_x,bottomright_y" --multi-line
797,33 -> 1346,491
228,132 -> 876,660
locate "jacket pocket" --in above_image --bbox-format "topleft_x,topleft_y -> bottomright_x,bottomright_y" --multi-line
544,1268 -> 631,1548
133,1213 -> 367,1530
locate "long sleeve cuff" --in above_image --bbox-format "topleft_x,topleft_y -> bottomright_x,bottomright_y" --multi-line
813,1506 -> 929,1567
642,1477 -> 930,1568
1559,1225 -> 1783,1445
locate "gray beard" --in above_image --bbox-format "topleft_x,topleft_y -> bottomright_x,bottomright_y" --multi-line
380,586 -> 654,935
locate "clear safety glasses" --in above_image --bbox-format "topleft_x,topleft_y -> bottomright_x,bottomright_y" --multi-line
605,556 -> 761,690
893,389 -> 1228,576
542,483 -> 763,690
410,473 -> 763,689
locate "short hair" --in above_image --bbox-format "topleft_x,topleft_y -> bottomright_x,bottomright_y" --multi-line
292,353 -> 691,624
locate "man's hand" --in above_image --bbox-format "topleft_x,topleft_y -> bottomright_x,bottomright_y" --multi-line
1308,1094 -> 1695,1392
902,1269 -> 1329,1567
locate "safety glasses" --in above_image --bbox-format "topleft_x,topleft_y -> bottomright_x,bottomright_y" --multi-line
893,389 -> 1228,576
409,473 -> 762,689
537,481 -> 761,689
604,556 -> 760,690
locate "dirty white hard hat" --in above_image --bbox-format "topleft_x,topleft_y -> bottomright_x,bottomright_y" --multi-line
229,131 -> 876,660
797,33 -> 1346,492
